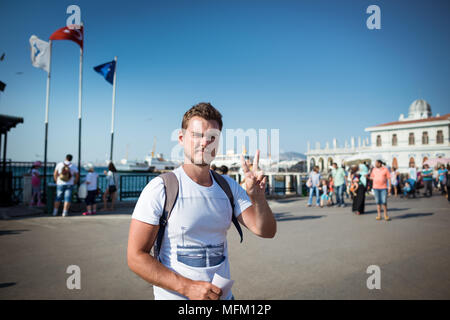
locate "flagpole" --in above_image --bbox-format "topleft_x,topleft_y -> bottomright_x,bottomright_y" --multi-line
77,40 -> 83,191
110,56 -> 117,162
43,40 -> 52,204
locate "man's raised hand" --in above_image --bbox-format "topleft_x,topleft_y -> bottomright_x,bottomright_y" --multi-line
241,150 -> 267,199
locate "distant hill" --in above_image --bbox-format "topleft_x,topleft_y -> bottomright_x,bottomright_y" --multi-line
279,152 -> 306,161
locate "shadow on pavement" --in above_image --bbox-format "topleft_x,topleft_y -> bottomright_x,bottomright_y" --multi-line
272,198 -> 301,204
364,207 -> 409,215
1,202 -> 137,220
391,213 -> 434,220
274,212 -> 325,222
0,229 -> 29,236
0,282 -> 16,289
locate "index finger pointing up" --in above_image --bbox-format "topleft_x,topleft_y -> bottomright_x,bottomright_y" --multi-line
240,155 -> 250,173
253,149 -> 260,171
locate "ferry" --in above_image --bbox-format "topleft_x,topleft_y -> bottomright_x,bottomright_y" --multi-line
116,153 -> 179,173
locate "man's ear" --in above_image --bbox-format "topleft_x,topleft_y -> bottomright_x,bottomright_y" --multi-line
178,129 -> 184,145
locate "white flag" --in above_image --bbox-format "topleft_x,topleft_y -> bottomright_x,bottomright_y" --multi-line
29,35 -> 50,73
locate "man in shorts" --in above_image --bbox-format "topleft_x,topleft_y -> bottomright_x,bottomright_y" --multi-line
127,102 -> 276,300
370,160 -> 391,221
53,154 -> 79,217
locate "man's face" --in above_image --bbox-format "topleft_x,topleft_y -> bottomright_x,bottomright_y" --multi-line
376,161 -> 382,168
179,116 -> 221,166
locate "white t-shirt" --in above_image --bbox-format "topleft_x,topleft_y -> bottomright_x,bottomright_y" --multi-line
131,166 -> 252,300
408,168 -> 417,181
55,161 -> 78,186
106,170 -> 117,186
85,172 -> 98,191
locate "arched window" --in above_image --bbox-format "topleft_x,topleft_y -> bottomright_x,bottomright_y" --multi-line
408,133 -> 415,145
392,134 -> 398,146
436,130 -> 444,144
376,135 -> 382,147
309,158 -> 316,171
318,158 -> 324,172
422,132 -> 429,145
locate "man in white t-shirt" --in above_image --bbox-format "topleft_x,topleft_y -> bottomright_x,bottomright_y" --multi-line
408,163 -> 417,182
53,154 -> 79,217
127,102 -> 276,300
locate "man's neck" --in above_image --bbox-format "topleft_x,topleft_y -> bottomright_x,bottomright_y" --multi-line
182,163 -> 212,187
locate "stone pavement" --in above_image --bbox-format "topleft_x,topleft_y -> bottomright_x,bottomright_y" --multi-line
0,193 -> 449,299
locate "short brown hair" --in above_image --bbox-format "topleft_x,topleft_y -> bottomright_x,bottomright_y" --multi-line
182,102 -> 223,131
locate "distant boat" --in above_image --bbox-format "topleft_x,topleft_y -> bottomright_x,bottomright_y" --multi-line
115,160 -> 150,172
116,153 -> 179,172
211,149 -> 273,172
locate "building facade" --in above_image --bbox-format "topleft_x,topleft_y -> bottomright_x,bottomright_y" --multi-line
306,99 -> 450,173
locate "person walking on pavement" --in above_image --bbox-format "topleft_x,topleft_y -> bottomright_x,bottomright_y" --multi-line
53,154 -> 79,217
102,162 -> 118,211
83,163 -> 99,216
331,162 -> 346,207
307,166 -> 321,207
127,102 -> 276,300
370,160 -> 391,221
437,164 -> 448,196
352,163 -> 368,215
422,164 -> 433,197
390,167 -> 399,197
30,161 -> 43,207
446,164 -> 450,201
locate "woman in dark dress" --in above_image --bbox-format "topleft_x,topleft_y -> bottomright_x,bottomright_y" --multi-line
353,177 -> 366,214
351,174 -> 364,214
352,163 -> 369,215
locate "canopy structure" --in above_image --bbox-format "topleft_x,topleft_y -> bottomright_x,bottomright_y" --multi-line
342,155 -> 373,166
0,114 -> 24,134
1,114 -> 24,167
343,154 -> 392,167
1,114 -> 24,206
424,158 -> 450,167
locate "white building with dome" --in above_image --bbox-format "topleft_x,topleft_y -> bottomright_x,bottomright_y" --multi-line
306,99 -> 450,173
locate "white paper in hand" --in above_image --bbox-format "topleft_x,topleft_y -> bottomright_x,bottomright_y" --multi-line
212,273 -> 234,300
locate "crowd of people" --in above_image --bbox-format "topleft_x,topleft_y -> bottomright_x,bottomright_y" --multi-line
307,160 -> 450,220
28,153 -> 450,219
28,154 -> 119,217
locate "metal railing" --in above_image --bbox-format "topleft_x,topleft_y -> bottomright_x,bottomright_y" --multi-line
10,170 -> 307,203
119,174 -> 158,201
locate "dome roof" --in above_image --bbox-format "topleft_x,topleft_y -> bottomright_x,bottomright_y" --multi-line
408,99 -> 431,119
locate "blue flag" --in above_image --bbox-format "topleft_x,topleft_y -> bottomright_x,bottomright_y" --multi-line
93,61 -> 116,85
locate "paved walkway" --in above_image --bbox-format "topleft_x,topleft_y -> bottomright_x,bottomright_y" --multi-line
0,194 -> 449,299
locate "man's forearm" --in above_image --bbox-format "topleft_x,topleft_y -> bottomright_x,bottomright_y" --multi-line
249,196 -> 276,238
128,251 -> 191,296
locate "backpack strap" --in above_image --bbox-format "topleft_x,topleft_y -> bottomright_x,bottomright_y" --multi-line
154,172 -> 179,259
210,170 -> 244,243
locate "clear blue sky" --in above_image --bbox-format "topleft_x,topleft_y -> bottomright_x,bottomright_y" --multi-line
1,0 -> 449,164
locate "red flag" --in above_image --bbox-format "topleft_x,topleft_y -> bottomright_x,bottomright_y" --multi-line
49,24 -> 83,49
